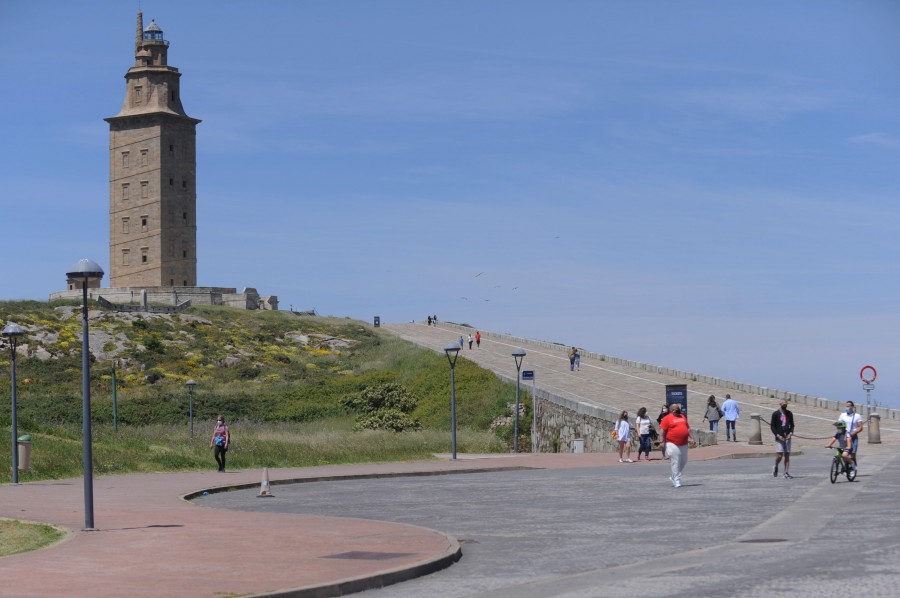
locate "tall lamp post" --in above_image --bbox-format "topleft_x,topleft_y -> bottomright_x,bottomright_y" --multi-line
185,380 -> 197,440
444,342 -> 461,460
66,258 -> 104,531
511,348 -> 526,453
3,323 -> 24,485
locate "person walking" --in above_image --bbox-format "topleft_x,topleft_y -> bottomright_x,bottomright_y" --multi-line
703,395 -> 723,434
838,400 -> 863,472
209,415 -> 230,472
573,348 -> 580,371
721,394 -> 740,442
568,347 -> 577,371
770,401 -> 795,479
656,405 -> 669,458
427,315 -> 432,326
468,334 -> 474,349
635,407 -> 653,461
459,335 -> 464,349
615,411 -> 633,463
475,331 -> 481,348
659,403 -> 694,487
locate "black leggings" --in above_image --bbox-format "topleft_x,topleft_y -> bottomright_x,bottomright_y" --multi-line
214,445 -> 227,470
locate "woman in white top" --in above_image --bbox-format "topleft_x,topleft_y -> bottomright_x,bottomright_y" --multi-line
616,410 -> 633,462
634,407 -> 653,461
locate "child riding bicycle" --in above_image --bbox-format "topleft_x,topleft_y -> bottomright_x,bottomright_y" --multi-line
825,421 -> 852,467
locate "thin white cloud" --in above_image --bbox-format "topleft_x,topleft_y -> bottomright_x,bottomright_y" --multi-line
848,132 -> 900,149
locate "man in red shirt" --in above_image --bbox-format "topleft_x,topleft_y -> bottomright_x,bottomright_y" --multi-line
659,403 -> 695,488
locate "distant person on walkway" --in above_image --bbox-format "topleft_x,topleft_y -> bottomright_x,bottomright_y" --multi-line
635,407 -> 653,461
568,347 -> 577,371
721,394 -> 740,442
573,348 -> 580,371
210,415 -> 230,472
433,315 -> 438,324
616,411 -> 633,463
475,331 -> 481,348
839,400 -> 863,471
703,395 -> 723,433
657,405 -> 669,458
459,335 -> 464,349
468,334 -> 474,349
770,401 -> 794,479
659,403 -> 694,487
427,316 -> 432,326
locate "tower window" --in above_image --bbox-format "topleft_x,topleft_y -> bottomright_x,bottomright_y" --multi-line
182,180 -> 187,188
183,250 -> 187,258
140,149 -> 148,167
134,86 -> 142,105
169,178 -> 174,186
141,181 -> 149,198
122,183 -> 130,200
170,279 -> 174,286
183,212 -> 188,221
169,144 -> 174,153
122,249 -> 130,265
183,280 -> 188,286
141,247 -> 149,263
122,151 -> 130,168
141,216 -> 148,232
122,218 -> 130,234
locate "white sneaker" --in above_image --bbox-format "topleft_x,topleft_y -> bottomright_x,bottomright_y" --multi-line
619,458 -> 624,463
625,459 -> 633,463
674,481 -> 682,488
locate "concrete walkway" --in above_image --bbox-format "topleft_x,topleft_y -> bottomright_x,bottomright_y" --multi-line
1,445 -> 766,598
382,321 -> 900,447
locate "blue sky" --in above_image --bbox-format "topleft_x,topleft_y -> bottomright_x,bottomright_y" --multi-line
2,1 -> 899,408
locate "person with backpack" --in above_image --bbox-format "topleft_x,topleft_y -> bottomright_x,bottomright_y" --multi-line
703,395 -> 723,433
210,415 -> 230,472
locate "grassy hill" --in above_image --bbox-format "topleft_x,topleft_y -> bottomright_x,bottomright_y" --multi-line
0,300 -> 520,482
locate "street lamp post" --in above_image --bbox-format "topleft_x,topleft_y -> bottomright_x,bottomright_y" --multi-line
186,380 -> 197,440
511,348 -> 526,453
66,258 -> 104,531
3,323 -> 25,485
444,342 -> 461,460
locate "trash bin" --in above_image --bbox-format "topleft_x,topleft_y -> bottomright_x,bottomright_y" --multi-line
17,435 -> 32,471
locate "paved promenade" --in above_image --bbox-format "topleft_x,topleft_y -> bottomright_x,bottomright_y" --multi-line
2,446 -> 766,597
382,321 -> 900,447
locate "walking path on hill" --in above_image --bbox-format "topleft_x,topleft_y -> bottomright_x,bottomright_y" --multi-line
382,322 -> 900,448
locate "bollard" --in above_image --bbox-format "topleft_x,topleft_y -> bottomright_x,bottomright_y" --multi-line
749,414 -> 763,445
258,467 -> 274,497
868,413 -> 882,444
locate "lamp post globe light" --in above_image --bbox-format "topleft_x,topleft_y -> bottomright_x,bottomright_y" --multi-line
2,323 -> 25,485
186,380 -> 197,440
511,348 -> 526,453
66,258 -> 104,531
444,342 -> 461,460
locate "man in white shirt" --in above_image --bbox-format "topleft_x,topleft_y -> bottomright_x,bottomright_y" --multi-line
838,401 -> 864,471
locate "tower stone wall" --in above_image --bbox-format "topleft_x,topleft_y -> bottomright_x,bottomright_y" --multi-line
105,12 -> 200,289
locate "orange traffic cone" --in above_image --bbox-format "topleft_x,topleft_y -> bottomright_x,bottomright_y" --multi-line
258,467 -> 273,497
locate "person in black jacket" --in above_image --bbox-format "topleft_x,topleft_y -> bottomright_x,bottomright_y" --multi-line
770,401 -> 795,479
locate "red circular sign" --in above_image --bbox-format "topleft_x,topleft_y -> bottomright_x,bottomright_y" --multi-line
860,365 -> 877,384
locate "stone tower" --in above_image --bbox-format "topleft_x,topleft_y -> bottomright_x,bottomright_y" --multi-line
105,12 -> 200,288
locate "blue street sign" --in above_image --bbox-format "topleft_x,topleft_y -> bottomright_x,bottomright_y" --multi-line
522,370 -> 534,380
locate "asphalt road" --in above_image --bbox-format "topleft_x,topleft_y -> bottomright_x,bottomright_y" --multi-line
196,446 -> 900,597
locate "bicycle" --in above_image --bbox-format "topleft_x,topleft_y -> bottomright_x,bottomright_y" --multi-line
830,447 -> 856,483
